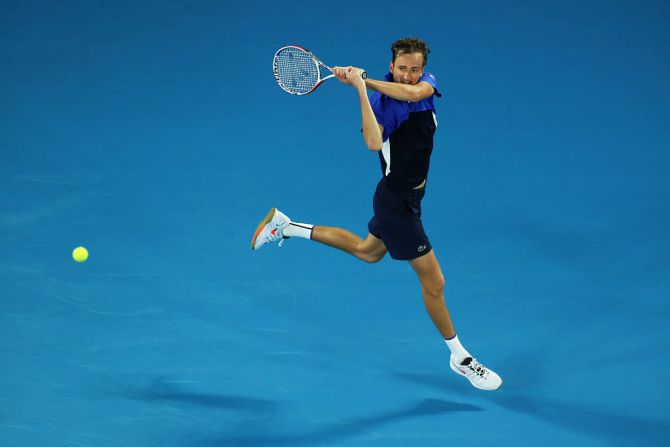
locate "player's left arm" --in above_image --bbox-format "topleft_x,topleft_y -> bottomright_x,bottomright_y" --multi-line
363,78 -> 434,102
333,66 -> 383,151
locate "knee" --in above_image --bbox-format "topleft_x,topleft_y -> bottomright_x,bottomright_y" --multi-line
422,274 -> 446,298
359,251 -> 384,264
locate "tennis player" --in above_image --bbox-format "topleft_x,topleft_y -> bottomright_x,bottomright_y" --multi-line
252,38 -> 502,390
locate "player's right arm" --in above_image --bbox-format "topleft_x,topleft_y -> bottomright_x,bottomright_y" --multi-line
364,78 -> 434,102
334,66 -> 383,151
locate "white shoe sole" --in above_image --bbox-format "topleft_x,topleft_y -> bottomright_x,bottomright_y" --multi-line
450,358 -> 502,391
250,208 -> 277,250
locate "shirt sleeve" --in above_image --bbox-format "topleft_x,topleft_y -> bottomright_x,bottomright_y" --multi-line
420,72 -> 441,97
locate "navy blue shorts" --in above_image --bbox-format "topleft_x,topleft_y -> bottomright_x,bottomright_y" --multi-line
368,178 -> 432,260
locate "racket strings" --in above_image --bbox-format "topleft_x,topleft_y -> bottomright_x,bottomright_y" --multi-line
274,47 -> 320,95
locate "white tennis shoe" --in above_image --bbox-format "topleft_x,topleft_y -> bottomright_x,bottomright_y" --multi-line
450,355 -> 502,391
251,208 -> 290,250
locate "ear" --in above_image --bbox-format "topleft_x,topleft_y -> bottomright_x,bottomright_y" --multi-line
389,61 -> 394,73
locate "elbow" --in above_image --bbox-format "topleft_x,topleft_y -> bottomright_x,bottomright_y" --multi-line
366,140 -> 383,151
408,85 -> 432,102
409,90 -> 423,102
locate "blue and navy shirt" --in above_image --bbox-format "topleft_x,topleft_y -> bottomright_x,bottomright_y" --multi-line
370,72 -> 441,191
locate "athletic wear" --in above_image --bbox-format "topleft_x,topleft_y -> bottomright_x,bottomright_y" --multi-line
283,222 -> 314,240
450,355 -> 503,391
370,72 -> 440,191
251,208 -> 290,250
444,335 -> 471,362
368,177 -> 431,260
366,72 -> 440,260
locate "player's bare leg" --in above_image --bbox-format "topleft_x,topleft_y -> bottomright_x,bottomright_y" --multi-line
408,250 -> 456,339
251,209 -> 387,264
312,227 -> 387,263
410,249 -> 502,390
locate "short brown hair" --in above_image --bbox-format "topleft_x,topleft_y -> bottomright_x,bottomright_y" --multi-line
391,37 -> 430,66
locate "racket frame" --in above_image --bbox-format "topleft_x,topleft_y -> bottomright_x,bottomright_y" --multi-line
273,45 -> 366,96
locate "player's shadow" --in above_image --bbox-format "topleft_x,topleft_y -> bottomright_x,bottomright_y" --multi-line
122,377 -> 277,412
393,371 -> 670,445
189,398 -> 483,447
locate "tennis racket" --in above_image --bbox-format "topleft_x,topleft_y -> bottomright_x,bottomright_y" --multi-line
273,45 -> 367,95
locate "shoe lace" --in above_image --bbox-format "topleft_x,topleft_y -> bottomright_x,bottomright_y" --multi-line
466,359 -> 488,378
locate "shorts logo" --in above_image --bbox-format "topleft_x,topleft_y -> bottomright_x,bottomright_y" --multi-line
417,244 -> 426,252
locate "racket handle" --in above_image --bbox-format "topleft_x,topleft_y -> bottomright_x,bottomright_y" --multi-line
341,69 -> 368,80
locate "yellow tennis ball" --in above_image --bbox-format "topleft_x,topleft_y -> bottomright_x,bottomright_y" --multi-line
72,246 -> 89,263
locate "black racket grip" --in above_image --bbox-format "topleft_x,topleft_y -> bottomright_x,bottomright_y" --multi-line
342,69 -> 368,80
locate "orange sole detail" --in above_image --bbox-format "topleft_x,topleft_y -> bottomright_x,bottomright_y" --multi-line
250,207 -> 277,250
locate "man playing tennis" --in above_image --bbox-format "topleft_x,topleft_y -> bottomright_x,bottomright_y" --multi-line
252,38 -> 502,390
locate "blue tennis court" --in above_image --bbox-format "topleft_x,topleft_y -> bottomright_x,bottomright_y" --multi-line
2,1 -> 669,445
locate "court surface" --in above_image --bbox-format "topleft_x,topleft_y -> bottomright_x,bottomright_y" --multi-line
2,1 -> 669,446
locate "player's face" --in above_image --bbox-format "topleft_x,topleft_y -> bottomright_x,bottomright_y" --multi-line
390,52 -> 425,84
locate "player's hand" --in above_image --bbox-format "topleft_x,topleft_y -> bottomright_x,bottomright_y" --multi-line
346,67 -> 366,90
333,66 -> 366,90
333,66 -> 352,84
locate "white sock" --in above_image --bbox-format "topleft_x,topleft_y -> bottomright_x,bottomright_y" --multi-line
445,335 -> 471,363
283,222 -> 314,239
